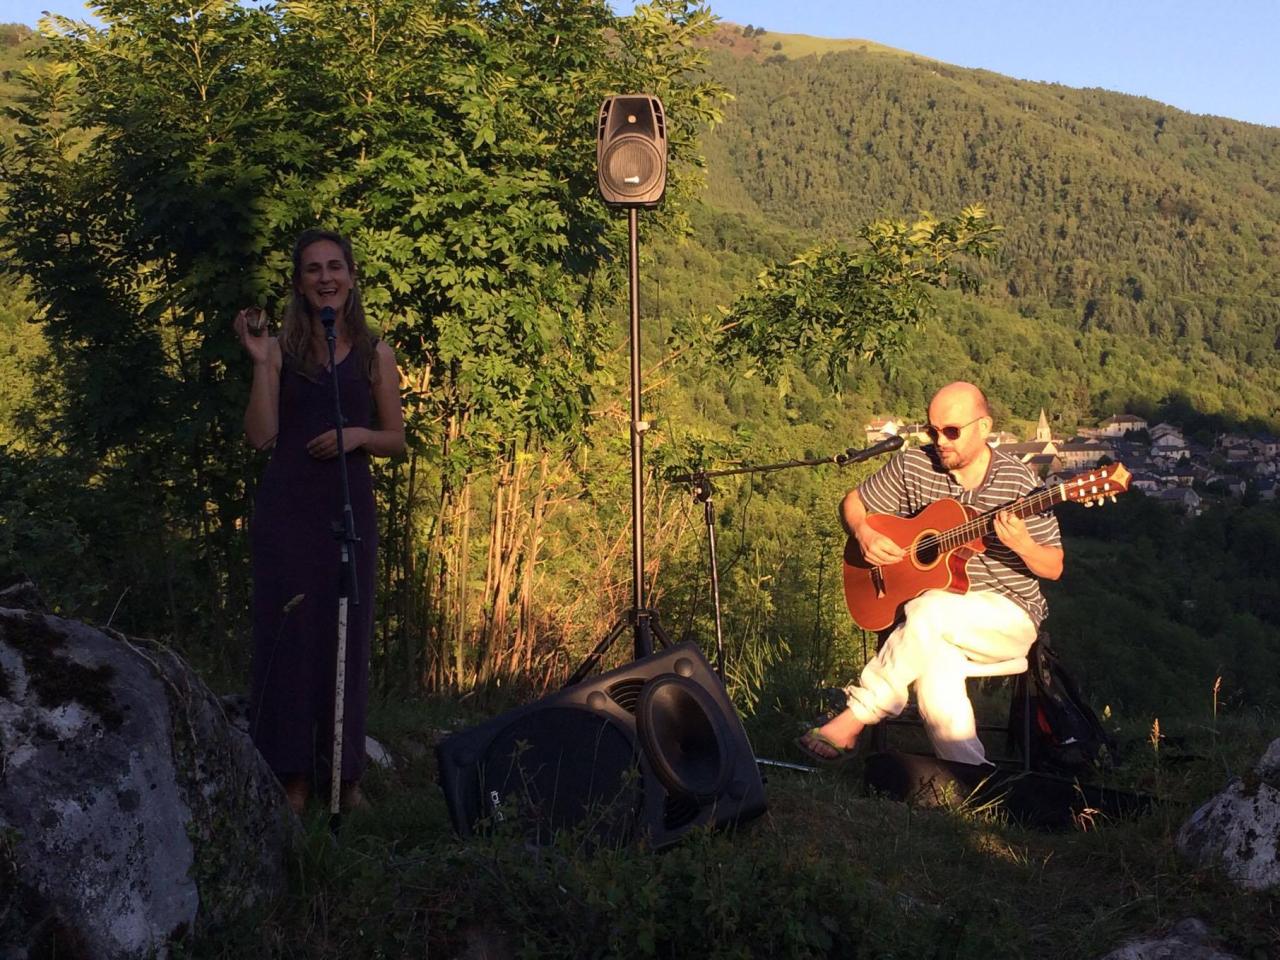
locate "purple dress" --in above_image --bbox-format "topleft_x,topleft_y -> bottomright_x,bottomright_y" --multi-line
249,347 -> 378,781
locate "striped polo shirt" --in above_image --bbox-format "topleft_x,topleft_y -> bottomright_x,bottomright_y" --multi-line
857,445 -> 1062,626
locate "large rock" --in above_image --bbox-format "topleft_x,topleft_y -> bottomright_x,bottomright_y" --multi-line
0,606 -> 297,959
1097,917 -> 1240,960
1175,737 -> 1280,892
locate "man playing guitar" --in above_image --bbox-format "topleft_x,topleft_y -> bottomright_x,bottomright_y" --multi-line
798,381 -> 1064,766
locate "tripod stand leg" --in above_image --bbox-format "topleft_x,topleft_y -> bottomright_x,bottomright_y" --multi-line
565,617 -> 630,688
565,606 -> 675,688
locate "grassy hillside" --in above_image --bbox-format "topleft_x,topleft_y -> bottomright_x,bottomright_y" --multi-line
702,21 -> 920,61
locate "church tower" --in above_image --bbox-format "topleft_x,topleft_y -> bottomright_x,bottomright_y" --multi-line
1036,408 -> 1052,443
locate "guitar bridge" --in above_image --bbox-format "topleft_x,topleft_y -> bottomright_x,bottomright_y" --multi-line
871,566 -> 886,599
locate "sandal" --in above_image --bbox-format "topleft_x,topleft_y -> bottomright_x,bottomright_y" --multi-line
794,728 -> 858,767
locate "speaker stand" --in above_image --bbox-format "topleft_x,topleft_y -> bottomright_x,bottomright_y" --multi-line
568,208 -> 669,687
565,606 -> 672,688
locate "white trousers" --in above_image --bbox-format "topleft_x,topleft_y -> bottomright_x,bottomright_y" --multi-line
845,589 -> 1037,766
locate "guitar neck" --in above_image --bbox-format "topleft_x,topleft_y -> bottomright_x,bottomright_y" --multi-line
941,484 -> 1066,551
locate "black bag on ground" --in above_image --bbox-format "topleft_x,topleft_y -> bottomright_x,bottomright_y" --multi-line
1015,635 -> 1116,774
863,751 -> 1152,830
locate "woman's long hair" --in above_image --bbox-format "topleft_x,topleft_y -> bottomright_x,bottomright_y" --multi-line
278,229 -> 379,384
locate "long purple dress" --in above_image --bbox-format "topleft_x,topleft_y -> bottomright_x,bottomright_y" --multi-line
249,347 -> 378,782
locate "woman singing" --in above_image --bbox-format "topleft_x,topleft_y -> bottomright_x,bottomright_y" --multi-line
235,229 -> 404,813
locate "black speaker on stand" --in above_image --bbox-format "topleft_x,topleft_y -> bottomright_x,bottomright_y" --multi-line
597,94 -> 667,207
436,642 -> 767,847
437,96 -> 767,846
567,94 -> 674,683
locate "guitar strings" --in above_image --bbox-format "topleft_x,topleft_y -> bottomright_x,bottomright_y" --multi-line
911,485 -> 1071,557
889,469 -> 1121,563
915,490 -> 1053,556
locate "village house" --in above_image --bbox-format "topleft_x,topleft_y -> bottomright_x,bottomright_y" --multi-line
863,417 -> 901,445
1056,439 -> 1116,470
995,440 -> 1056,461
900,422 -> 931,445
1025,453 -> 1062,477
1149,422 -> 1183,443
1157,487 -> 1202,516
855,411 -> 1274,512
1252,436 -> 1280,459
1167,462 -> 1197,487
1151,431 -> 1189,459
1128,470 -> 1162,494
1109,439 -> 1155,470
1098,413 -> 1148,437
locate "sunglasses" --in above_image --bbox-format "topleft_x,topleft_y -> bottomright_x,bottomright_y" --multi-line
925,415 -> 984,442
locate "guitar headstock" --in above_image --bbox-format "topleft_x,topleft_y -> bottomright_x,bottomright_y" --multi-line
1063,463 -> 1131,508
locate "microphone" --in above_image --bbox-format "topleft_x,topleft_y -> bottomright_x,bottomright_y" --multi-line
320,306 -> 337,340
840,434 -> 904,466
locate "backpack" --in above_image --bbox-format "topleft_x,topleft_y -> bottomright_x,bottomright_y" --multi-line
1013,635 -> 1116,774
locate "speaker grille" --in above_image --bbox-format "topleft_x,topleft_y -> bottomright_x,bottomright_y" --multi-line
600,137 -> 662,199
596,94 -> 667,207
437,642 -> 767,847
637,676 -> 731,800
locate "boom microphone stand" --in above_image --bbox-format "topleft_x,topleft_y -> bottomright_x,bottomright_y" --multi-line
667,435 -> 904,684
566,208 -> 671,687
320,305 -> 361,829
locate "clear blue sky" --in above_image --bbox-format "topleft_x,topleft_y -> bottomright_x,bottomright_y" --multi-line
7,1 -> 1277,127
624,0 -> 1280,128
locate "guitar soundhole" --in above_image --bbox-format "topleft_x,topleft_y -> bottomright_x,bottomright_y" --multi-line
913,533 -> 940,568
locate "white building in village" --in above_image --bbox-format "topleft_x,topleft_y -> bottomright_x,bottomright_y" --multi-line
1098,413 -> 1148,437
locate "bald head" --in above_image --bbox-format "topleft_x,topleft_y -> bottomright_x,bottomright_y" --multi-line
929,381 -> 990,422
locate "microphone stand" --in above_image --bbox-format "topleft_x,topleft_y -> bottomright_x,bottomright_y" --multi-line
667,436 -> 904,684
320,306 -> 361,831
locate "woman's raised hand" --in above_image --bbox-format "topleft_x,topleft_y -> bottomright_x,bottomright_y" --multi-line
234,307 -> 272,364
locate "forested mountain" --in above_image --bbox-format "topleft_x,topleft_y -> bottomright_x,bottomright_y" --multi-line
652,24 -> 1280,428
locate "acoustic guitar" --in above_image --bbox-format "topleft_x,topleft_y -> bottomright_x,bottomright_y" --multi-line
842,463 -> 1131,631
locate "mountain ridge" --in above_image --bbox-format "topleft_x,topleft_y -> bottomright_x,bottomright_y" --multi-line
650,29 -> 1280,428
706,20 -> 1276,129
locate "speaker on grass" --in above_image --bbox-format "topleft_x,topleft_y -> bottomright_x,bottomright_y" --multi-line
435,642 -> 766,847
597,94 -> 668,207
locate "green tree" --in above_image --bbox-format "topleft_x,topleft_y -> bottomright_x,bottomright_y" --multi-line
0,0 -> 727,688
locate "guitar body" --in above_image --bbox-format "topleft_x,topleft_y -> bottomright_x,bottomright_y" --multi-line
842,498 -> 987,632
